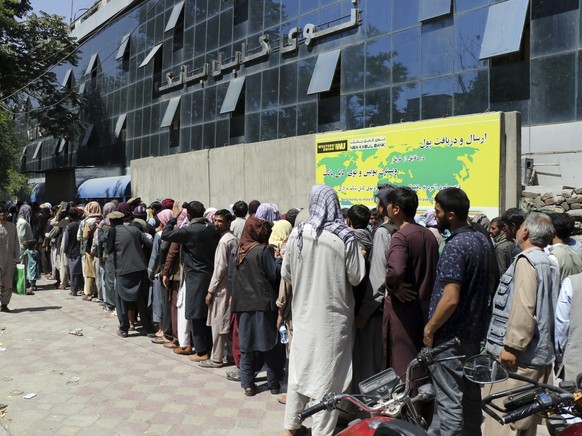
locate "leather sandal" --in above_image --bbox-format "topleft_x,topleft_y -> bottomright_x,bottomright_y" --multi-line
244,384 -> 256,397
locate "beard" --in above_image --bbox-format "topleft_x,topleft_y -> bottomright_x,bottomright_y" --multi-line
437,216 -> 449,233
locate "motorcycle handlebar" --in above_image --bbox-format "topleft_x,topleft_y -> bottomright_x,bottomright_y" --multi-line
501,401 -> 547,424
416,337 -> 461,367
298,401 -> 330,420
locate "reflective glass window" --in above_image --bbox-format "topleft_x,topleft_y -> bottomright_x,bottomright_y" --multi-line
318,95 -> 341,131
366,0 -> 391,36
216,119 -> 230,147
392,28 -> 421,83
531,53 -> 575,124
490,60 -> 529,103
281,0 -> 298,20
421,76 -> 453,120
220,9 -> 233,48
297,57 -> 318,102
261,110 -> 279,141
190,125 -> 203,151
194,22 -> 206,57
455,0 -> 488,13
300,0 -> 318,16
453,70 -> 488,115
392,82 -> 420,122
419,0 -> 452,22
245,112 -> 261,142
278,106 -> 297,138
207,0 -> 219,17
245,73 -> 262,112
366,35 -> 392,90
206,16 -> 219,52
421,17 -> 453,78
249,1 -> 264,34
204,86 -> 217,122
342,44 -> 365,93
297,102 -> 317,134
479,0 -> 529,59
454,9 -> 488,72
262,68 -> 280,109
191,90 -> 204,124
365,87 -> 391,127
531,0 -> 578,58
264,1 -> 282,29
279,63 -> 298,106
394,0 -> 420,31
319,3 -> 343,29
194,0 -> 207,21
341,93 -> 365,130
203,122 -> 216,148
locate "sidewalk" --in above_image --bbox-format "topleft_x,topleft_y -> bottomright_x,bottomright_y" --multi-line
0,276 -> 286,435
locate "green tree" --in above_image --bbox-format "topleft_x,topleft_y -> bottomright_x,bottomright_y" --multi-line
0,111 -> 29,197
0,0 -> 81,139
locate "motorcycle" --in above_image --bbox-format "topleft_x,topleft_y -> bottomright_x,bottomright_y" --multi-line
298,337 -> 463,435
463,354 -> 582,435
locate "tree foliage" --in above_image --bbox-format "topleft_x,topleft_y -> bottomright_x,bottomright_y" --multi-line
0,110 -> 29,197
0,0 -> 81,139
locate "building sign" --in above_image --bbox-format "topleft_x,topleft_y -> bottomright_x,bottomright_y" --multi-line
158,2 -> 362,93
315,113 -> 503,217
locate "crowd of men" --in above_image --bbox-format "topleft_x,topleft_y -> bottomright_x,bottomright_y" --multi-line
1,184 -> 582,436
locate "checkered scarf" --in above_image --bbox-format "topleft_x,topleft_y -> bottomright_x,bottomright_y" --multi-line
297,185 -> 355,255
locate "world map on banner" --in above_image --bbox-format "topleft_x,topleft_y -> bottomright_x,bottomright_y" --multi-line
315,113 -> 502,214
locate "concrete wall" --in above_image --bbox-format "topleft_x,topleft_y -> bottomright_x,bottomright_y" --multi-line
131,135 -> 316,212
522,120 -> 582,187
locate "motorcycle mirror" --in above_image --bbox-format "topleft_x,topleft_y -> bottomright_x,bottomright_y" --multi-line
462,354 -> 509,384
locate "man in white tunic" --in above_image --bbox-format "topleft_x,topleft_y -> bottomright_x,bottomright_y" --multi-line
282,185 -> 365,436
203,209 -> 239,368
0,203 -> 20,312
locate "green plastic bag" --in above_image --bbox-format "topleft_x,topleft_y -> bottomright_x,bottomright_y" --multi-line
14,264 -> 25,295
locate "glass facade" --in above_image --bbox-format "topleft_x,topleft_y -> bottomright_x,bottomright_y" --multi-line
18,0 -> 582,174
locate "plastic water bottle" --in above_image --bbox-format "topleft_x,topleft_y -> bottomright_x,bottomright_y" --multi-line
279,324 -> 289,344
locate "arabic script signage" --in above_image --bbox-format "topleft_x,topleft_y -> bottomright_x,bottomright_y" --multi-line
158,2 -> 362,93
315,113 -> 503,218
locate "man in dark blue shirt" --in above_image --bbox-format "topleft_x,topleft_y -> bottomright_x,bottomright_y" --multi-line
424,187 -> 492,436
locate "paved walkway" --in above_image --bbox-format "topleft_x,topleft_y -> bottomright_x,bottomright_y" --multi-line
0,276 -> 287,436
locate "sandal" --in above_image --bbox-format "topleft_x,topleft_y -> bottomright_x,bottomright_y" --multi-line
82,295 -> 93,301
151,337 -> 171,344
244,384 -> 256,397
198,360 -> 224,369
277,394 -> 287,405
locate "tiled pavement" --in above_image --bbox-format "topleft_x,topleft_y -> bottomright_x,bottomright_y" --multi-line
0,276 -> 288,435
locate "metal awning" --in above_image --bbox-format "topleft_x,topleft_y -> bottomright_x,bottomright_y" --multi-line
85,53 -> 99,76
32,140 -> 43,159
78,82 -> 86,94
139,43 -> 163,68
480,0 -> 530,59
419,0 -> 452,21
165,1 -> 185,32
57,138 -> 67,154
116,34 -> 131,60
81,124 -> 94,147
115,113 -> 127,138
307,49 -> 341,95
220,77 -> 246,114
160,96 -> 181,128
62,68 -> 74,88
76,175 -> 131,200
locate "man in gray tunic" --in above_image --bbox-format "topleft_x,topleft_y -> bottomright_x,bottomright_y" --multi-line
0,203 -> 20,312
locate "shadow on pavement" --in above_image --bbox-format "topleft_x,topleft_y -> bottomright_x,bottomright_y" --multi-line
10,306 -> 62,313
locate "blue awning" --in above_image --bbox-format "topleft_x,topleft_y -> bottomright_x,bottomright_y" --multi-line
76,175 -> 131,199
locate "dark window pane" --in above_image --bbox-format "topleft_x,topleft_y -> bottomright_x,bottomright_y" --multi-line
195,0 -> 207,21
245,112 -> 261,142
207,0 -> 219,17
531,53 -> 575,124
216,119 -> 229,147
421,76 -> 453,119
394,0 -> 420,31
318,95 -> 341,131
366,35 -> 392,90
191,90 -> 204,124
421,17 -> 453,78
454,9 -> 488,72
392,82 -> 420,122
203,122 -> 215,148
341,44 -> 365,93
204,86 -> 217,122
190,125 -> 203,151
245,73 -> 262,112
249,1 -> 264,34
219,9 -> 233,48
455,0 -> 488,13
342,93 -> 365,130
393,28 -> 421,83
297,102 -> 317,135
279,63 -> 297,106
300,0 -> 318,16
531,0 -> 578,57
453,70 -> 489,115
366,0 -> 391,36
365,87 -> 391,127
194,22 -> 206,57
206,16 -> 219,52
490,61 -> 530,103
262,68 -> 279,109
278,105 -> 297,138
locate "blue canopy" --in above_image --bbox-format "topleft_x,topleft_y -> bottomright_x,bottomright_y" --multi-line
76,175 -> 131,200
